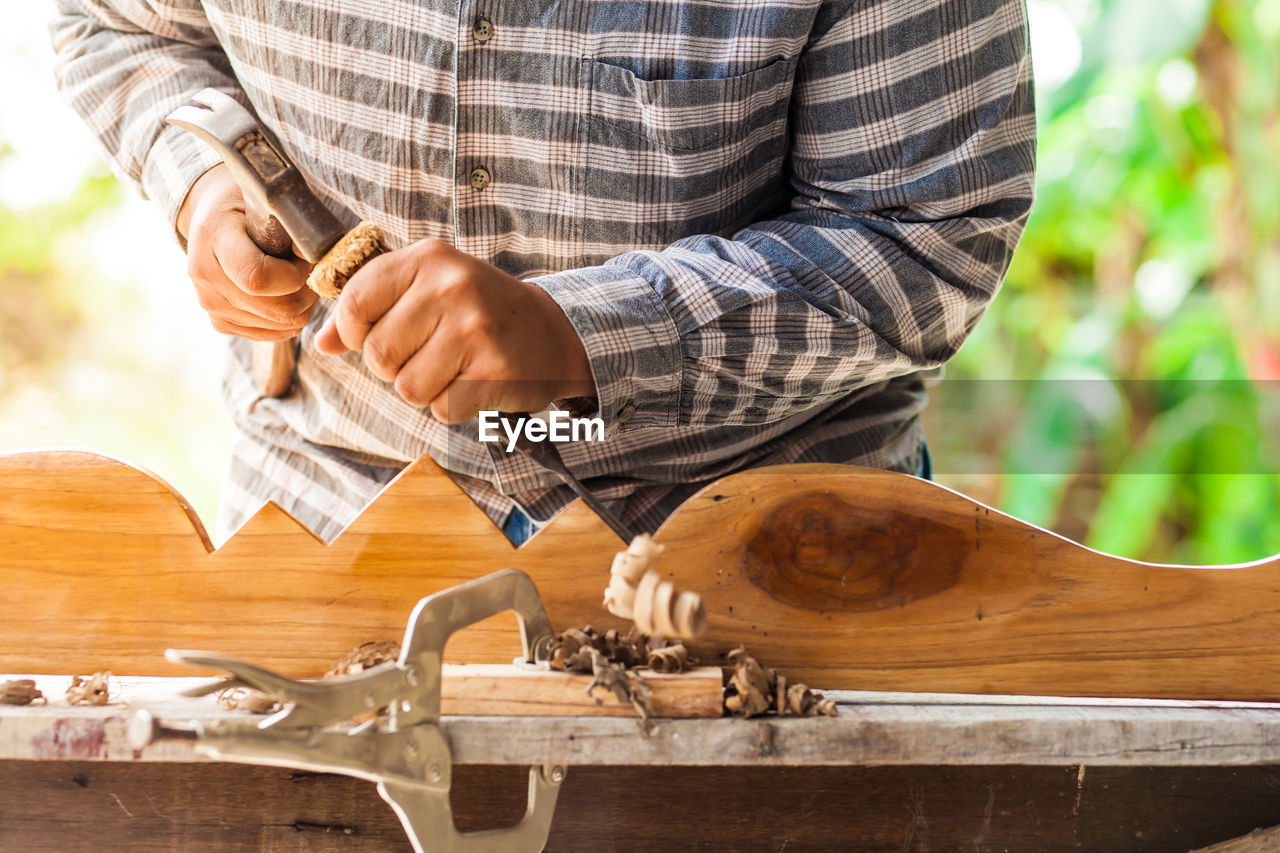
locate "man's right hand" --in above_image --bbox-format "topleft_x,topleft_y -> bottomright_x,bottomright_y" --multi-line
176,164 -> 317,341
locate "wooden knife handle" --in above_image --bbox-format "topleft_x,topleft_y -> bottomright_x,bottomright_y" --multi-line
244,206 -> 292,259
243,205 -> 298,397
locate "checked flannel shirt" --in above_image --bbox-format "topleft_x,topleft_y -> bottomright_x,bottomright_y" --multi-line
51,0 -> 1036,543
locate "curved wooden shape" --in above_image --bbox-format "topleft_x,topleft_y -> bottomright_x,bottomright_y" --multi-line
2,450 -> 1279,699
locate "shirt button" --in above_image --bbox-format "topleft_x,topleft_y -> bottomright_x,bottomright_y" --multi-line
617,402 -> 636,424
469,167 -> 491,190
472,15 -> 494,43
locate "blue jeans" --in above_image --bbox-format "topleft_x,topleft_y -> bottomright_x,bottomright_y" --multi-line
502,442 -> 934,546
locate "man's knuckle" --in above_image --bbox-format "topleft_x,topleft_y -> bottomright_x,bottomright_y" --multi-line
363,337 -> 397,371
429,399 -> 451,422
340,288 -> 369,324
418,237 -> 447,257
394,374 -> 427,407
237,258 -> 269,295
458,308 -> 495,340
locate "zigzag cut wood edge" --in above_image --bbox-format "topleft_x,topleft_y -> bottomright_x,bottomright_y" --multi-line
2,449 -> 1278,699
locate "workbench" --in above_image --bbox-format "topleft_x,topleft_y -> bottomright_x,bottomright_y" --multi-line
3,675 -> 1280,851
6,451 -> 1280,851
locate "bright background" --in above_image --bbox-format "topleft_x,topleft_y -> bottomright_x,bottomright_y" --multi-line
2,2 -> 1277,559
0,7 -> 233,531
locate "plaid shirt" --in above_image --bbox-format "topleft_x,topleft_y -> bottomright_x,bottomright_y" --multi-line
52,0 -> 1036,542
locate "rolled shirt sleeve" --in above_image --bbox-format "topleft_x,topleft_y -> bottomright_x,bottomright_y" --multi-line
50,0 -> 243,228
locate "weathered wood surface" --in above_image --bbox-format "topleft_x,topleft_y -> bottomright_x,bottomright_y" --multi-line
1191,825 -> 1280,852
6,676 -> 1280,767
4,450 -> 1280,698
3,761 -> 1280,852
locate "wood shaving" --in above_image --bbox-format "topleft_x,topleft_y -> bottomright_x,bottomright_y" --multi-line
321,641 -> 401,724
217,687 -> 279,714
723,648 -> 838,719
549,625 -> 649,673
584,648 -> 655,732
603,534 -> 706,640
0,679 -> 45,706
724,648 -> 774,717
647,642 -> 696,673
66,672 -> 112,706
324,640 -> 400,678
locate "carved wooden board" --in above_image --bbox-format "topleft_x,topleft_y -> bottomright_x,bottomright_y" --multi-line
3,450 -> 1279,699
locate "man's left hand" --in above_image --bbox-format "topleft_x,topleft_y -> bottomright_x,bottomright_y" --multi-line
314,238 -> 594,423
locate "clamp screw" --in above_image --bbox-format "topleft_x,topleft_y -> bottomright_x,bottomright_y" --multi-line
550,765 -> 565,783
404,666 -> 420,687
429,764 -> 442,783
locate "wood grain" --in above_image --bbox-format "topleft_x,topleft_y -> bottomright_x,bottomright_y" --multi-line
438,664 -> 723,718
8,677 -> 1280,767
4,450 -> 1280,699
3,761 -> 1280,852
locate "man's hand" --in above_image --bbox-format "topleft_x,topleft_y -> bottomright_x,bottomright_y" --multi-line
176,164 -> 317,341
314,238 -> 595,423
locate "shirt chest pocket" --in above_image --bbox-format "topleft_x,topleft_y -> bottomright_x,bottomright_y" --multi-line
579,57 -> 798,256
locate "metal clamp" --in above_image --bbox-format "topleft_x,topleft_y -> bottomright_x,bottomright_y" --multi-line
131,569 -> 563,853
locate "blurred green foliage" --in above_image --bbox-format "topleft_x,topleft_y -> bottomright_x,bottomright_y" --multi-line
0,146 -> 118,385
931,0 -> 1280,563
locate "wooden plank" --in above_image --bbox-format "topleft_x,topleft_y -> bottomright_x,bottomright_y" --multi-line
3,761 -> 1280,852
439,664 -> 723,718
5,677 -> 1280,767
1191,825 -> 1280,852
4,450 -> 1280,699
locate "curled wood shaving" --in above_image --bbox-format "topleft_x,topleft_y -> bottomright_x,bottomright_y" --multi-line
0,679 -> 45,706
602,534 -> 706,640
723,648 -> 838,719
724,648 -> 774,717
324,640 -> 400,678
585,648 -> 655,731
549,625 -> 649,673
321,640 -> 402,724
217,687 -> 279,714
647,642 -> 697,673
66,672 -> 112,706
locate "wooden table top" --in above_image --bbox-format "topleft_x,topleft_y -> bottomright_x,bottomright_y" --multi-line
5,674 -> 1280,768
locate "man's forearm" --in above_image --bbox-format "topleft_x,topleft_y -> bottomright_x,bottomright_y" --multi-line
530,0 -> 1036,438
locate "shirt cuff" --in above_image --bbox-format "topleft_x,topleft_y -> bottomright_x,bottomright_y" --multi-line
529,265 -> 683,436
140,121 -> 225,246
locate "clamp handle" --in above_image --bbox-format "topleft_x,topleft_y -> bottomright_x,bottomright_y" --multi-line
396,568 -> 555,727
